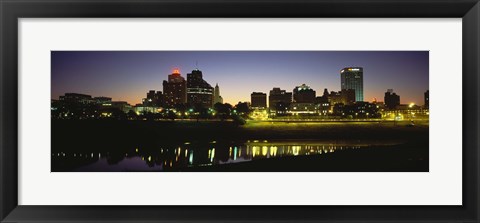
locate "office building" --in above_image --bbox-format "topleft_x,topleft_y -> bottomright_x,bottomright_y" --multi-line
327,89 -> 355,106
163,68 -> 187,107
59,93 -> 94,104
93,97 -> 112,104
142,90 -> 163,107
269,87 -> 292,108
341,67 -> 364,102
186,69 -> 214,108
251,92 -> 267,109
268,88 -> 292,115
384,89 -> 400,109
293,84 -> 316,103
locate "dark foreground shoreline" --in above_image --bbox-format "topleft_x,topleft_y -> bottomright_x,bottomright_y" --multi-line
52,120 -> 429,172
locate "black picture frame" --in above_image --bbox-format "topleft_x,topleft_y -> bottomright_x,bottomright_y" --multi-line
1,0 -> 479,222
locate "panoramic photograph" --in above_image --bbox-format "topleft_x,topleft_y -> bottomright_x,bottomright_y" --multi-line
51,51 -> 429,172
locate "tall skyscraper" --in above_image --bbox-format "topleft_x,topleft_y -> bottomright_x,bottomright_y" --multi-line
186,69 -> 214,108
384,89 -> 400,109
293,84 -> 316,103
251,92 -> 267,109
341,67 -> 364,102
213,83 -> 223,105
163,68 -> 187,107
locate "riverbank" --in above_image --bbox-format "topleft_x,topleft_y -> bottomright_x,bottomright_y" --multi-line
53,119 -> 428,147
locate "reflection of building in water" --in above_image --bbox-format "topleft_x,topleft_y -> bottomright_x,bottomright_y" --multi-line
54,142 -> 363,171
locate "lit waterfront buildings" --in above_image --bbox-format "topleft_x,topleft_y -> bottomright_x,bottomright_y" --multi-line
288,103 -> 317,115
52,63 -> 429,122
332,101 -> 380,118
186,69 -> 214,108
251,92 -> 267,109
53,92 -> 134,119
163,68 -> 187,107
341,67 -> 364,102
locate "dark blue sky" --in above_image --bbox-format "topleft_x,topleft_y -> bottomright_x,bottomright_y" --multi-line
51,51 -> 429,105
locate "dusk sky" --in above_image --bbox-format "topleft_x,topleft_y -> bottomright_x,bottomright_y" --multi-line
51,51 -> 429,106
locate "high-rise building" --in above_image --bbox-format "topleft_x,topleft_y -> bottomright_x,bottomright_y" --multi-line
424,90 -> 429,109
163,68 -> 187,107
251,92 -> 267,109
384,89 -> 400,109
293,84 -> 316,103
213,83 -> 223,105
341,67 -> 364,102
268,87 -> 292,108
186,69 -> 214,108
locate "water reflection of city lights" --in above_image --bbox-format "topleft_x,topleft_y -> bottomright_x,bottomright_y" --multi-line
54,140 -> 374,171
252,146 -> 259,157
262,146 -> 268,156
189,152 -> 194,164
211,148 -> 215,162
270,146 -> 277,157
234,147 -> 238,160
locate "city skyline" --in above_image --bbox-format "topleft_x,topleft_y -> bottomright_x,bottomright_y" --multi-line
51,51 -> 429,105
